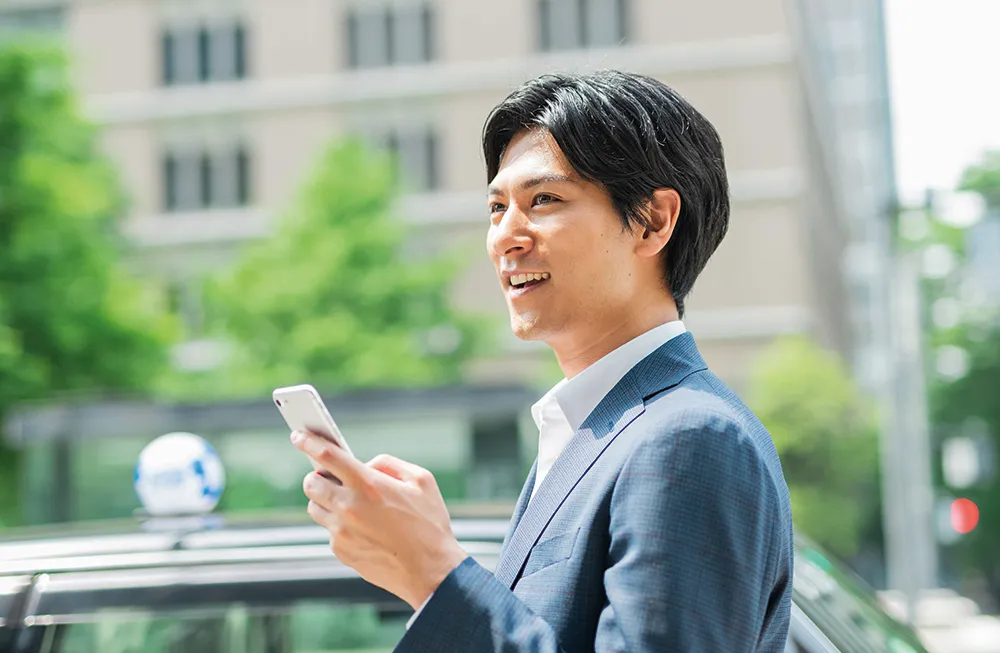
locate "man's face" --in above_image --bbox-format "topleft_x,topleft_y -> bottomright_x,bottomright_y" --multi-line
486,129 -> 647,345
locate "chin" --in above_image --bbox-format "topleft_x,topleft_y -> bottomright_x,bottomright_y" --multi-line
509,314 -> 546,341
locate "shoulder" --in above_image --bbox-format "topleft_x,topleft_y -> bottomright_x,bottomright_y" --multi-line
627,399 -> 757,477
637,380 -> 754,451
616,377 -> 789,508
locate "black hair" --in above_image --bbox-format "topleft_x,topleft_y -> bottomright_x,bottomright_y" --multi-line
482,70 -> 730,317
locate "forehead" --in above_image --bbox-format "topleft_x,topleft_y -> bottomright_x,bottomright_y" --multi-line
490,129 -> 577,189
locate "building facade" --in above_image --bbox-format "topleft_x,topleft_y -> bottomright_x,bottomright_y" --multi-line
1,0 -> 895,392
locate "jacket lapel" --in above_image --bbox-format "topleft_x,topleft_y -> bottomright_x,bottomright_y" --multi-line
499,460 -> 536,556
492,332 -> 707,588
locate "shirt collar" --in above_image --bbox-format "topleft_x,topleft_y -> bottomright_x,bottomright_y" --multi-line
530,377 -> 566,430
532,320 -> 687,432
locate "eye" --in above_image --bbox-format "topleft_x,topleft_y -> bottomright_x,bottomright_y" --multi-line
489,201 -> 506,214
533,193 -> 559,206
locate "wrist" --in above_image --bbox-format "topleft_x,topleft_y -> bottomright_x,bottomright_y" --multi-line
408,541 -> 467,610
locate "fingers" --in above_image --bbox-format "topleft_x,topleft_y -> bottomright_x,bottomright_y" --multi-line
306,498 -> 336,530
303,471 -> 347,511
291,430 -> 368,489
368,454 -> 435,489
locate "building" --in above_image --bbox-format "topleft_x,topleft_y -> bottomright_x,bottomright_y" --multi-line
0,0 -> 896,392
1,0 -> 902,526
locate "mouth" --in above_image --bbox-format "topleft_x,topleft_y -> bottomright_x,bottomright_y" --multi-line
507,272 -> 551,297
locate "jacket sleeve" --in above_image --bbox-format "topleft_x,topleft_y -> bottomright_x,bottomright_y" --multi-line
393,556 -> 567,653
595,410 -> 785,651
396,410 -> 786,652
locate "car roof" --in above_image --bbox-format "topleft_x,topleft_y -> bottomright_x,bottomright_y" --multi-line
0,513 -> 509,565
0,515 -> 928,653
0,514 -> 509,626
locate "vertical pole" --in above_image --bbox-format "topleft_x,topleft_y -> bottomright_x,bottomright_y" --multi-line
880,244 -> 939,623
51,439 -> 72,522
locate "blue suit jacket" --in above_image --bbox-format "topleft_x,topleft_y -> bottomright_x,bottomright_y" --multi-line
396,332 -> 794,652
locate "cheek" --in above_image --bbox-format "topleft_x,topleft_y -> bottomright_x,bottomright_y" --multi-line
486,231 -> 500,265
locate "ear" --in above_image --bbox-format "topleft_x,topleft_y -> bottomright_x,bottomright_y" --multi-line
635,188 -> 681,259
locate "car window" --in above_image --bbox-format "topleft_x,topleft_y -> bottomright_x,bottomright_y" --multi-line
46,601 -> 407,653
793,543 -> 929,653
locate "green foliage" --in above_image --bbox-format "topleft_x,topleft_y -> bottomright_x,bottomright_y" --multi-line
209,139 -> 490,395
959,150 -> 1000,210
748,336 -> 880,558
0,43 -> 173,526
930,328 -> 1000,597
921,150 -> 1000,602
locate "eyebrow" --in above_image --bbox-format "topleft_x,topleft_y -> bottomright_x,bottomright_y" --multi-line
487,173 -> 577,197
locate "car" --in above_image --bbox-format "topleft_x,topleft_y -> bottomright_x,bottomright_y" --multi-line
0,512 -> 931,653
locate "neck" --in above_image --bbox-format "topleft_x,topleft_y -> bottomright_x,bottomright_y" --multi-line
550,298 -> 680,379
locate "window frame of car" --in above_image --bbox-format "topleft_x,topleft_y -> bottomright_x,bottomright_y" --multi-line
0,520 -> 506,653
2,520 -> 931,653
792,537 -> 931,653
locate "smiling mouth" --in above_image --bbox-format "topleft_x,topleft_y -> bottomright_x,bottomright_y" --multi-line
509,272 -> 551,291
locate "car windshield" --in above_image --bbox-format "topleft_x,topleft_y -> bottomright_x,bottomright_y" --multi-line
42,601 -> 407,653
793,540 -> 930,653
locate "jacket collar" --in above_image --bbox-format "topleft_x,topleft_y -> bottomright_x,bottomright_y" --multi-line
493,332 -> 707,588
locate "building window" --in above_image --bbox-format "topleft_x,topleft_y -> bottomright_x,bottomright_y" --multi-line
164,279 -> 206,337
162,22 -> 248,86
468,416 -> 523,500
347,3 -> 433,68
0,7 -> 63,38
380,127 -> 439,192
162,145 -> 252,212
539,0 -> 626,51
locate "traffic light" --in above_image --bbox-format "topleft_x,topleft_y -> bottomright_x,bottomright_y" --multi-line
950,498 -> 980,534
935,495 -> 981,544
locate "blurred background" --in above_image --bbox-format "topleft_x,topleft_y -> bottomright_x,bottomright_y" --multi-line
0,0 -> 998,649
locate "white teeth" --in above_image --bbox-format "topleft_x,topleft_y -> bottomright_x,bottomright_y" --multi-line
510,272 -> 551,287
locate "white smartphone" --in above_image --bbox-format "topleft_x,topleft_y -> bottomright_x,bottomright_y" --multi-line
273,384 -> 355,458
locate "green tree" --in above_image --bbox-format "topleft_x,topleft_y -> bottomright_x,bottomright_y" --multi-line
748,336 -> 881,559
959,150 -> 1000,210
0,43 -> 174,527
211,139 -> 489,395
930,329 -> 1000,602
910,150 -> 1000,603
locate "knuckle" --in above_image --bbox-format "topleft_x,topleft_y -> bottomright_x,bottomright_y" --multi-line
339,502 -> 357,524
356,476 -> 379,500
416,468 -> 434,486
368,453 -> 391,467
314,445 -> 334,463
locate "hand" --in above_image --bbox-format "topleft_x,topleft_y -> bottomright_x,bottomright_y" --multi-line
291,430 -> 469,609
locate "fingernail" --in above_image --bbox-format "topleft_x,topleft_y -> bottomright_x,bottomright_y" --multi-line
290,431 -> 303,444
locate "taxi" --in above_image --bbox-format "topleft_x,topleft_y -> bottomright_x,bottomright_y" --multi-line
0,517 -> 934,653
0,434 -> 931,653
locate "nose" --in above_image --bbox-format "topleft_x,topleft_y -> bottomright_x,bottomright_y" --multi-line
489,204 -> 534,259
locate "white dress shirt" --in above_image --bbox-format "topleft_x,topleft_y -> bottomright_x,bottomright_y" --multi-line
529,320 -> 687,499
407,320 -> 687,628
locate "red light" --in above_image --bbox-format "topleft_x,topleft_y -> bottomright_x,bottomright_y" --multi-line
951,498 -> 980,534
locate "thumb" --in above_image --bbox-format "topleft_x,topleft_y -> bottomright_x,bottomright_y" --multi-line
367,454 -> 428,484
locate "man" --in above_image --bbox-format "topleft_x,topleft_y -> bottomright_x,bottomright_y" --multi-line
291,71 -> 794,652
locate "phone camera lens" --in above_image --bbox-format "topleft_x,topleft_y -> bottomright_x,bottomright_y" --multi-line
275,399 -> 281,407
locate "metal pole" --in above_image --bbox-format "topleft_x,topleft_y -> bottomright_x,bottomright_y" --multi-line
894,253 -> 939,588
879,241 -> 938,623
873,212 -> 912,611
